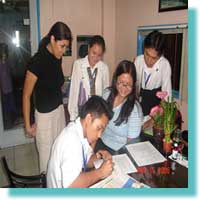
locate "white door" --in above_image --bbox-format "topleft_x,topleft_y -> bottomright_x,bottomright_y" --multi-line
0,0 -> 39,148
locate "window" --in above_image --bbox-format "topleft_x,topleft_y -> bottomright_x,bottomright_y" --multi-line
77,35 -> 93,58
0,0 -> 39,130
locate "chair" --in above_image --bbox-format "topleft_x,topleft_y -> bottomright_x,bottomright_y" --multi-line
1,156 -> 46,188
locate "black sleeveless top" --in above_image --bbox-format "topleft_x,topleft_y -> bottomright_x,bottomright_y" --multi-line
27,47 -> 64,113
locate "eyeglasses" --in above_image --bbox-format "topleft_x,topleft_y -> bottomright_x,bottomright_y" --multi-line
117,81 -> 133,90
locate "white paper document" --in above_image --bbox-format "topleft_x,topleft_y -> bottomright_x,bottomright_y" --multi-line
126,141 -> 166,166
93,159 -> 104,169
93,154 -> 137,174
112,154 -> 137,174
168,153 -> 188,168
90,166 -> 148,188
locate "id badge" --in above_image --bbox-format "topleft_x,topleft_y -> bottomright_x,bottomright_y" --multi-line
139,96 -> 142,103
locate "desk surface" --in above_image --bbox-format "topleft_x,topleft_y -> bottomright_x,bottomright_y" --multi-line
118,133 -> 188,188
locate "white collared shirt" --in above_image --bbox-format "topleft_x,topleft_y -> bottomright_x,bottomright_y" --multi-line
68,55 -> 110,120
134,55 -> 172,96
47,118 -> 93,188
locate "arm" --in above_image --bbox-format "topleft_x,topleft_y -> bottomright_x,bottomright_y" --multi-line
102,64 -> 110,89
69,159 -> 113,188
142,118 -> 154,130
23,70 -> 37,137
127,102 -> 143,141
68,61 -> 81,121
134,57 -> 141,97
161,60 -> 172,97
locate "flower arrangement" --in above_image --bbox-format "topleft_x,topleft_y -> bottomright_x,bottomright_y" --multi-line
161,97 -> 178,143
150,91 -> 178,143
150,105 -> 164,129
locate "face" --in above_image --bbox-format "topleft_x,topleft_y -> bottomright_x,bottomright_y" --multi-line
84,113 -> 108,144
116,73 -> 133,98
88,44 -> 104,67
144,48 -> 160,68
50,36 -> 70,59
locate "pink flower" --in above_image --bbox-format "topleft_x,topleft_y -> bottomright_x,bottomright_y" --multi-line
150,105 -> 160,116
150,105 -> 163,117
158,107 -> 164,115
156,91 -> 168,99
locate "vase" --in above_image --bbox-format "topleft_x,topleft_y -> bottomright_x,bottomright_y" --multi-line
153,126 -> 165,150
153,126 -> 165,139
163,139 -> 172,155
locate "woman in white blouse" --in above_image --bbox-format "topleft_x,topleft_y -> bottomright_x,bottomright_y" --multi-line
68,35 -> 109,121
134,31 -> 172,128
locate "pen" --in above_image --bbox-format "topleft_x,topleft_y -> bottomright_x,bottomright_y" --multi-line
97,151 -> 106,161
98,152 -> 104,160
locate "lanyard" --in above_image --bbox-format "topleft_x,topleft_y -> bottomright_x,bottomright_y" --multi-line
82,145 -> 87,172
144,71 -> 151,88
87,67 -> 98,95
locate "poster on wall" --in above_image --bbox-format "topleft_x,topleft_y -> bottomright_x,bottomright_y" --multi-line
159,0 -> 188,12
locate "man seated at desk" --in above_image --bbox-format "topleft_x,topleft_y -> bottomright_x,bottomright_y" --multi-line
47,96 -> 114,188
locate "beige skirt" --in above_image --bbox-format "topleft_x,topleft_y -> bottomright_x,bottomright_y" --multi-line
35,104 -> 65,173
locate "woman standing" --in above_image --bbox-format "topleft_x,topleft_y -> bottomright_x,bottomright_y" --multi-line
95,60 -> 143,154
134,30 -> 172,117
68,35 -> 109,121
23,22 -> 72,172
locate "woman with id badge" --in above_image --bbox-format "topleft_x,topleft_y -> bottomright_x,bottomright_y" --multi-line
68,35 -> 109,121
134,31 -> 172,128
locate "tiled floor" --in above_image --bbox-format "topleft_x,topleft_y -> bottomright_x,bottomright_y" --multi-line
0,143 -> 39,187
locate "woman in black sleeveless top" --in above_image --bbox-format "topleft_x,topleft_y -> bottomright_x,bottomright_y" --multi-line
23,22 -> 72,172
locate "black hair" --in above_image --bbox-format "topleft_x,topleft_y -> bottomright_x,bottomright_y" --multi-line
89,35 -> 106,53
107,60 -> 137,126
143,30 -> 165,56
79,95 -> 113,121
39,21 -> 72,50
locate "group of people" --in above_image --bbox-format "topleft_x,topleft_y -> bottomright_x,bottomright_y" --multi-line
22,21 -> 172,188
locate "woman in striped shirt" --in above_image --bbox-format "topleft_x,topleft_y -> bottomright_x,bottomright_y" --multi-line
95,60 -> 143,154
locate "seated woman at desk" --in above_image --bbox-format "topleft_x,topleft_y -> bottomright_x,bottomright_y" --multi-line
95,60 -> 143,154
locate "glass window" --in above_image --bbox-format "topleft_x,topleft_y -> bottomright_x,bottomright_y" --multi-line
0,0 -> 33,130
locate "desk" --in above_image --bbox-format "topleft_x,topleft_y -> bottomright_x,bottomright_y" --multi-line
105,133 -> 188,188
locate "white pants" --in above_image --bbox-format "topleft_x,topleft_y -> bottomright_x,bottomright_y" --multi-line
35,105 -> 65,173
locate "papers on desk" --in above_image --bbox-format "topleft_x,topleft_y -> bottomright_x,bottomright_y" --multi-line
90,166 -> 149,188
112,154 -> 137,174
126,141 -> 166,166
168,153 -> 188,168
94,154 -> 137,174
91,154 -> 138,188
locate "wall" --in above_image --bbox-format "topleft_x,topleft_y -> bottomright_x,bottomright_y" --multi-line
115,0 -> 188,130
115,0 -> 187,62
40,0 -> 116,78
102,0 -> 116,78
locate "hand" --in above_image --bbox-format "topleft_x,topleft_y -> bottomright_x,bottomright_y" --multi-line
96,150 -> 112,161
142,118 -> 154,130
25,123 -> 36,138
99,159 -> 113,179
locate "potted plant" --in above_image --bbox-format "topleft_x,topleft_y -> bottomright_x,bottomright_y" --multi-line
159,92 -> 178,154
150,91 -> 169,140
150,105 -> 164,140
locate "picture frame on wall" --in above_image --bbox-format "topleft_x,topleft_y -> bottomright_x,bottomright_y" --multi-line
77,35 -> 93,58
159,0 -> 188,12
63,45 -> 72,56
